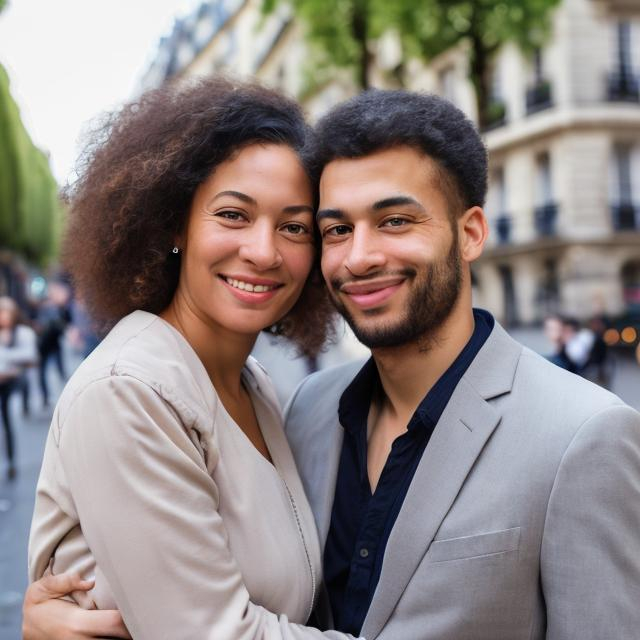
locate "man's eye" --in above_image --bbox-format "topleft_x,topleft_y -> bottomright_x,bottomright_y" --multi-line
324,224 -> 352,237
281,223 -> 308,235
382,217 -> 408,227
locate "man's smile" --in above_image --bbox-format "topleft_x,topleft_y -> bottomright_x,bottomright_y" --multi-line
337,276 -> 407,309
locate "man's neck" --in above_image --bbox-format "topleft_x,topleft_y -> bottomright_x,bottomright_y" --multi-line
365,301 -> 475,491
371,302 -> 475,427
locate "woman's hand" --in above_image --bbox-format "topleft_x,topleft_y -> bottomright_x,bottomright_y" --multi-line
23,572 -> 130,639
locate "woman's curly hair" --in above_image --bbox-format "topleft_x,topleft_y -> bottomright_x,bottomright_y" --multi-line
63,76 -> 335,356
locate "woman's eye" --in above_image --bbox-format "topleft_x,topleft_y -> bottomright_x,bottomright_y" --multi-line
215,210 -> 245,221
281,223 -> 308,235
323,224 -> 352,237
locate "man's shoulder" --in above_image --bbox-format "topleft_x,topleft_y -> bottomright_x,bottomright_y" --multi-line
516,344 -> 621,409
498,342 -> 638,448
284,358 -> 366,434
295,358 -> 366,400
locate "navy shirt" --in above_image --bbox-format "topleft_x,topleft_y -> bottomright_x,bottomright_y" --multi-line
324,309 -> 495,635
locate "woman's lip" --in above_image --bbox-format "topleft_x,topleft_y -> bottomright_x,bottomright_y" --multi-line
220,277 -> 281,303
219,274 -> 281,287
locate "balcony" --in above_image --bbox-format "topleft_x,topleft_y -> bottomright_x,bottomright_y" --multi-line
495,214 -> 512,244
534,203 -> 558,237
525,80 -> 553,115
612,203 -> 639,231
607,71 -> 639,102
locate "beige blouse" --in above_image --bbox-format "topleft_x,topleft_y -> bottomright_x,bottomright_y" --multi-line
28,311 -> 355,639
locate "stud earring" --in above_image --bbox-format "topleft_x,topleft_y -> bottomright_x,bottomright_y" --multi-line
172,246 -> 179,254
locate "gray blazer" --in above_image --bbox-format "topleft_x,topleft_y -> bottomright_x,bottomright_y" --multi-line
284,322 -> 640,640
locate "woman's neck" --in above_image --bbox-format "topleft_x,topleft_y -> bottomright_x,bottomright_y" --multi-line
159,302 -> 257,401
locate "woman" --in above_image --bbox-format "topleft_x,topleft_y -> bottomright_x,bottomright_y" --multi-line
0,296 -> 38,479
25,77 -> 360,639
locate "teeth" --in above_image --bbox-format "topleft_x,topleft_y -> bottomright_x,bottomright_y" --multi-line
225,277 -> 277,293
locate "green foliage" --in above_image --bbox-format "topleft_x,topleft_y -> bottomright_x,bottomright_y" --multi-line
264,0 -> 561,124
0,63 -> 64,265
0,0 -> 6,14
378,0 -> 562,126
392,0 -> 560,59
263,0 -> 397,89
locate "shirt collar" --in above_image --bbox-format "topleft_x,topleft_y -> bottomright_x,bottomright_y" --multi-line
338,309 -> 495,436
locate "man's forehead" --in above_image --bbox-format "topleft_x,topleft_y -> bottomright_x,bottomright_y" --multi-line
318,147 -> 439,208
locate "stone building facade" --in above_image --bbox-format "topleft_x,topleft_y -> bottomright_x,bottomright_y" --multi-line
142,0 -> 640,327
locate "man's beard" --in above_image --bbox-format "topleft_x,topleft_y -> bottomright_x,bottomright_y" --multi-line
328,238 -> 462,349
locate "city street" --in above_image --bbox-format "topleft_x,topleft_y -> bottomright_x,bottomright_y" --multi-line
1,332 -> 638,638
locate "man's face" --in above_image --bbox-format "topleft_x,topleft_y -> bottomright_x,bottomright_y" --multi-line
317,146 -> 463,349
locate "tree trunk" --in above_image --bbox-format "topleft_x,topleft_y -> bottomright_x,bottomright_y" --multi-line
351,0 -> 371,89
470,34 -> 489,130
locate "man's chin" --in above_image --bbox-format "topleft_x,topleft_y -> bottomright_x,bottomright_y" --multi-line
345,317 -> 418,350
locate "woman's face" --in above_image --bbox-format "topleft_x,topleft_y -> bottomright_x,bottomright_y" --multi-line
174,143 -> 315,338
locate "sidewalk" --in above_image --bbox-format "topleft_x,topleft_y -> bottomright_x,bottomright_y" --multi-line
0,350 -> 79,639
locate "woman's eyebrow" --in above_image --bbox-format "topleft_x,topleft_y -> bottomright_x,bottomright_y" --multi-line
210,190 -> 257,205
283,205 -> 315,214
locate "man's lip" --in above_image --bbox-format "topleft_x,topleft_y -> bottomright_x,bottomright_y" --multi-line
339,277 -> 406,295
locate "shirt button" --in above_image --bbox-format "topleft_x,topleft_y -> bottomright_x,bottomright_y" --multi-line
359,548 -> 369,558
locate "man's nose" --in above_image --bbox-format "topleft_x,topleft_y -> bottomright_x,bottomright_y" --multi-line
343,227 -> 386,276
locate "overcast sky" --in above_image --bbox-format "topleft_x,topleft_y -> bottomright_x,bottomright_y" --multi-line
0,0 -> 199,183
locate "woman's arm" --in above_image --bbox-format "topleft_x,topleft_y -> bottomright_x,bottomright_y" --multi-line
23,573 -> 130,639
41,375 -> 358,640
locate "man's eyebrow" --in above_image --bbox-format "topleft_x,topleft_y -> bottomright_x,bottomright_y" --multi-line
372,196 -> 425,211
210,190 -> 257,206
316,208 -> 345,222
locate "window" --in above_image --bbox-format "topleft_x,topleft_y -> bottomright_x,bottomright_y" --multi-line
610,143 -> 639,230
489,168 -> 511,244
608,21 -> 639,101
534,153 -> 557,237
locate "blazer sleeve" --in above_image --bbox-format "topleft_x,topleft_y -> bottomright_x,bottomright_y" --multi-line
540,403 -> 640,639
57,374 -> 360,640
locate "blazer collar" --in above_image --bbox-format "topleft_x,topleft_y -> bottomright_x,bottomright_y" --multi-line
361,320 -> 522,639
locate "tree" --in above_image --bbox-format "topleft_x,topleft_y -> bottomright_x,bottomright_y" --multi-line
262,0 -> 393,90
373,0 -> 561,128
264,0 -> 561,127
0,63 -> 64,265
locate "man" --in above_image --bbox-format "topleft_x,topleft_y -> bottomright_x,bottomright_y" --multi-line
25,91 -> 640,639
284,90 -> 640,639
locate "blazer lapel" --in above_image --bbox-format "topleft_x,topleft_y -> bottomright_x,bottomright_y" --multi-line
361,322 -> 521,639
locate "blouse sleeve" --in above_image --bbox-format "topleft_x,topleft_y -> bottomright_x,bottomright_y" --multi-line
58,374 -> 360,640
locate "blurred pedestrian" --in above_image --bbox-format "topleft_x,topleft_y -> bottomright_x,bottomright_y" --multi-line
581,316 -> 612,388
0,296 -> 38,479
543,314 -> 577,372
563,317 -> 595,371
67,297 -> 101,358
34,282 -> 71,406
